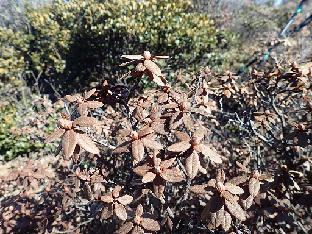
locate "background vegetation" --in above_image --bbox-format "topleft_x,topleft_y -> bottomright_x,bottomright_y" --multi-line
0,0 -> 311,233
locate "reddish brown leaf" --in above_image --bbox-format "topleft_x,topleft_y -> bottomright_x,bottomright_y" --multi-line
133,165 -> 152,176
141,218 -> 161,231
86,101 -> 104,109
138,127 -> 154,138
121,54 -> 144,60
62,129 -> 77,158
131,226 -> 144,234
114,203 -> 128,221
175,131 -> 191,142
101,195 -> 114,203
222,191 -> 238,204
224,182 -> 244,195
167,141 -> 191,152
115,221 -> 133,234
45,128 -> 65,143
160,158 -> 176,169
144,60 -> 162,76
131,140 -> 145,163
73,116 -> 99,127
185,152 -> 200,179
189,184 -> 208,194
198,144 -> 222,164
84,88 -> 96,99
141,137 -> 163,150
142,172 -> 156,183
182,114 -> 194,131
222,211 -> 232,231
76,133 -> 100,155
249,178 -> 261,197
161,167 -> 184,182
225,199 -> 246,221
117,195 -> 133,205
64,94 -> 80,102
135,204 -> 144,217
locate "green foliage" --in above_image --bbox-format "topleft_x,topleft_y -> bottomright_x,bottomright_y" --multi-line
0,104 -> 42,161
0,27 -> 30,79
0,0 -> 239,89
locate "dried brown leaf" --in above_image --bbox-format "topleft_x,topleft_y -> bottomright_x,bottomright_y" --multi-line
86,101 -> 104,109
121,54 -> 144,60
138,127 -> 154,138
199,144 -> 222,164
185,151 -> 200,179
141,138 -> 163,150
116,221 -> 133,234
224,182 -> 244,195
158,93 -> 169,103
226,175 -> 249,185
114,203 -> 128,221
84,88 -> 96,99
45,128 -> 65,143
77,104 -> 88,116
101,207 -> 113,219
131,226 -> 144,234
141,218 -> 161,231
151,73 -> 167,86
73,116 -> 99,127
175,131 -> 191,142
117,195 -> 133,205
160,158 -> 176,169
225,199 -> 246,221
144,60 -> 162,76
189,184 -> 208,194
65,94 -> 80,102
135,204 -> 144,217
193,126 -> 207,141
182,114 -> 194,131
62,130 -> 77,158
222,191 -> 238,204
77,133 -> 100,155
222,211 -> 232,231
215,206 -> 225,228
142,172 -> 156,183
242,194 -> 254,209
161,167 -> 184,182
249,178 -> 261,197
131,140 -> 145,163
133,165 -> 152,177
101,195 -> 113,203
167,141 -> 191,152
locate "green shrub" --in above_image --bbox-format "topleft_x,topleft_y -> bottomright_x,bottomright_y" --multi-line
0,27 -> 30,80
0,0 -> 240,90
0,104 -> 41,160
